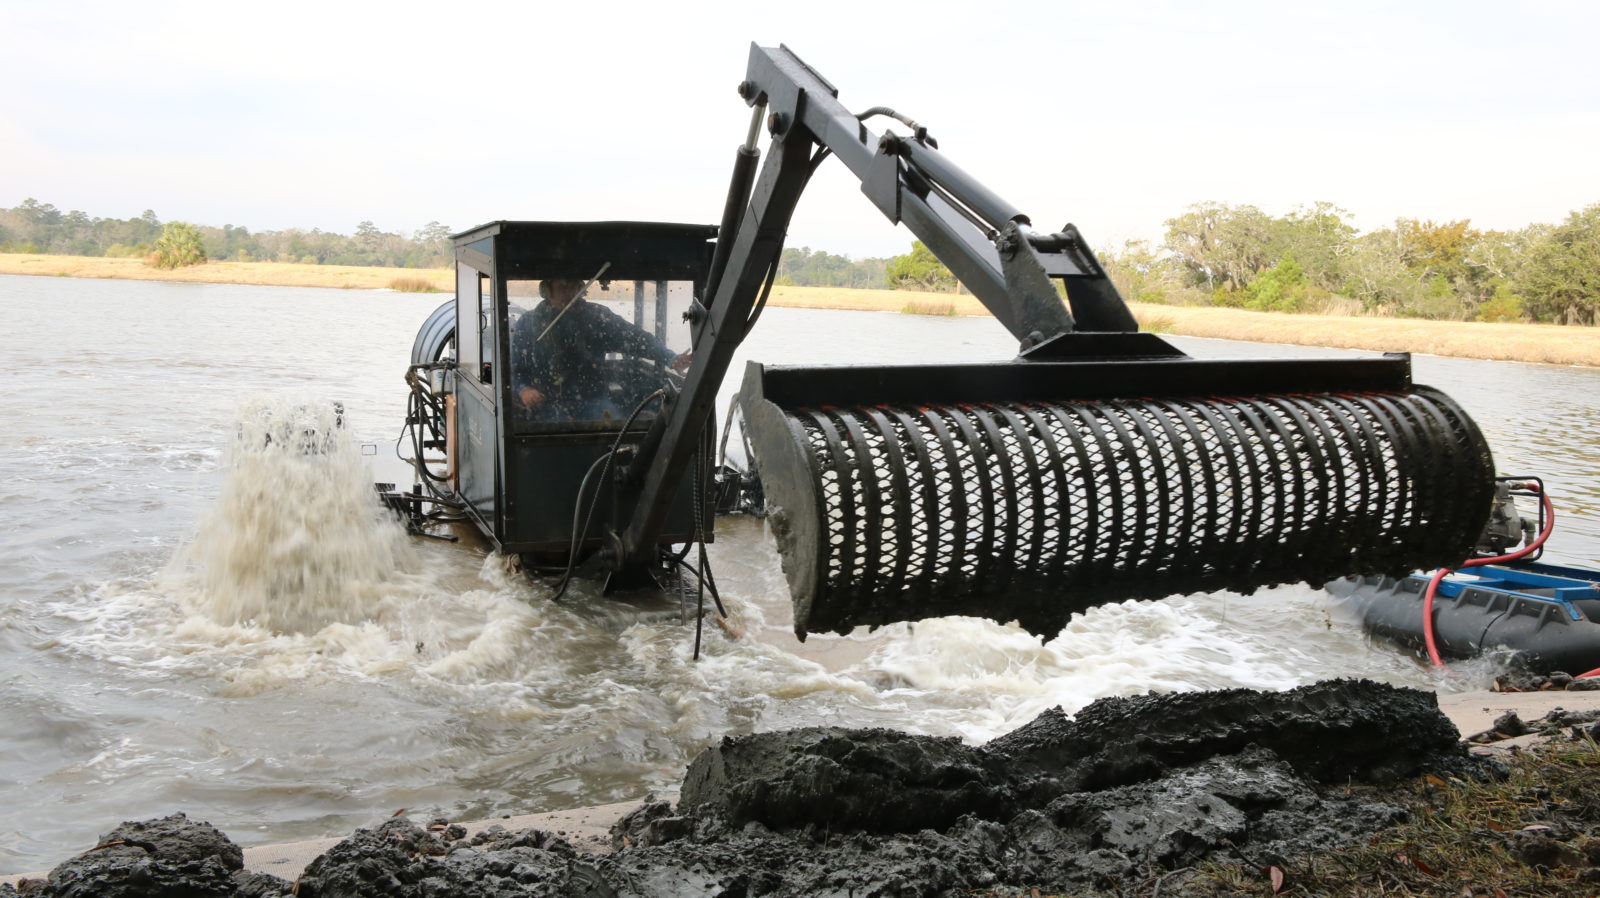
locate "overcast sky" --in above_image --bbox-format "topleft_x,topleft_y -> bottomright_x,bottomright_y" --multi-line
3,0 -> 1597,258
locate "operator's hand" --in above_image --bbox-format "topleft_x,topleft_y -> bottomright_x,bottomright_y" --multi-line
670,351 -> 693,374
518,386 -> 544,408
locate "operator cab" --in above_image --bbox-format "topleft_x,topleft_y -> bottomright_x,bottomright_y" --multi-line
415,220 -> 718,564
504,275 -> 696,430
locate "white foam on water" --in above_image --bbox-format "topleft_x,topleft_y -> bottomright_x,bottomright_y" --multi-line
840,586 -> 1482,744
64,564 -> 592,724
44,399 -> 592,712
167,398 -> 415,634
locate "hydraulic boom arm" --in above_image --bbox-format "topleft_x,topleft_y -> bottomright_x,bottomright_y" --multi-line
619,43 -> 1144,563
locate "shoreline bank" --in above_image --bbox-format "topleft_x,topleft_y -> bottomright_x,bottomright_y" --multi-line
3,254 -> 1597,368
7,683 -> 1598,896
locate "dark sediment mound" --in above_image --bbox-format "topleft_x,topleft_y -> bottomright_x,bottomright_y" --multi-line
614,679 -> 1482,895
293,818 -> 588,898
678,726 -> 1009,832
988,676 -> 1478,787
8,812 -> 285,897
13,679 -> 1497,897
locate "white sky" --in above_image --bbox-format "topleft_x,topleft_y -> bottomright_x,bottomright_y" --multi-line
3,0 -> 1597,258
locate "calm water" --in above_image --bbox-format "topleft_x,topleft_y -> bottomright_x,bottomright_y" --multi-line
2,273 -> 1597,871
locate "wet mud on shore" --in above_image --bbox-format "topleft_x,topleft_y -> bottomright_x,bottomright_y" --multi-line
3,680 -> 1510,897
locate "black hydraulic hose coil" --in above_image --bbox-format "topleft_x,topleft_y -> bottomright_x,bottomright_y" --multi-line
753,388 -> 1495,638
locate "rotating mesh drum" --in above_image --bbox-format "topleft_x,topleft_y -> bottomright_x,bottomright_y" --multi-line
743,363 -> 1494,638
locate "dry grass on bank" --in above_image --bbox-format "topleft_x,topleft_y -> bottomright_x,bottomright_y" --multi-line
766,284 -> 992,316
768,285 -> 1600,368
0,253 -> 454,292
901,299 -> 959,316
387,275 -> 445,292
1139,302 -> 1600,369
3,256 -> 1595,367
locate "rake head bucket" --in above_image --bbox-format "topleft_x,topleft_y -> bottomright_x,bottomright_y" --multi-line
740,352 -> 1495,639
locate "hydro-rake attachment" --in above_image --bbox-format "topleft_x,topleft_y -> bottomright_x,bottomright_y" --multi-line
743,355 -> 1496,638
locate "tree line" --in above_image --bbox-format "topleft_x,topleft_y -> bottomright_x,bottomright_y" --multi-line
1106,201 -> 1600,326
775,246 -> 889,289
777,243 -> 965,293
784,200 -> 1600,325
5,196 -> 1595,325
0,199 -> 453,269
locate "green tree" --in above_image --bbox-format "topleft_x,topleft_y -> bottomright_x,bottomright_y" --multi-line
776,246 -> 887,288
1274,202 -> 1356,293
354,220 -> 382,253
151,221 -> 207,269
1240,255 -> 1311,312
1397,218 -> 1479,281
885,241 -> 957,291
1342,226 -> 1464,320
410,221 -> 453,268
1475,282 -> 1526,323
1099,239 -> 1200,305
1162,201 -> 1277,292
16,198 -> 62,226
201,224 -> 262,262
1514,204 -> 1600,325
1466,228 -> 1534,283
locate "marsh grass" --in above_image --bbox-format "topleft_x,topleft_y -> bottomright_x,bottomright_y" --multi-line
765,284 -> 991,317
0,253 -> 453,292
1136,313 -> 1176,334
901,299 -> 958,316
1129,301 -> 1600,368
387,275 -> 441,293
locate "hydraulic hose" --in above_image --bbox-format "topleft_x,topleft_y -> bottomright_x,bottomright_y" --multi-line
1421,483 -> 1556,667
552,389 -> 668,601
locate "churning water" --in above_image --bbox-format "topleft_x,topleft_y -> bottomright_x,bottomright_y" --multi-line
176,400 -> 416,633
2,274 -> 1597,871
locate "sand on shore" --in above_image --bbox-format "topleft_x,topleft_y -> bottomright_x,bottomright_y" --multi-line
3,254 -> 1596,368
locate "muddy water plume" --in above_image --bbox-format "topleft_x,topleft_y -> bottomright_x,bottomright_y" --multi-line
169,398 -> 415,634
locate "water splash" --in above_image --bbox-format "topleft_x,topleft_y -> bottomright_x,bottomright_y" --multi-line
166,398 -> 414,633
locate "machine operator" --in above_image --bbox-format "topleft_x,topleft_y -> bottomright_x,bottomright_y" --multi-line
511,277 -> 692,422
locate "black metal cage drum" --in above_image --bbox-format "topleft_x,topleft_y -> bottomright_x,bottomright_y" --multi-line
748,385 -> 1495,638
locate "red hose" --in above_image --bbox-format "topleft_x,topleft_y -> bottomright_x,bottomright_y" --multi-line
1421,484 -> 1556,667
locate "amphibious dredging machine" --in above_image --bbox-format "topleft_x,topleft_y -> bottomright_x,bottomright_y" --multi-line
390,44 -> 1500,641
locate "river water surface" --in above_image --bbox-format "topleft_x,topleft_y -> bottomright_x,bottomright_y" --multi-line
2,273 -> 1597,871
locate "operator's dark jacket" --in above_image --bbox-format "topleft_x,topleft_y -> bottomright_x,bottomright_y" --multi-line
511,300 -> 675,419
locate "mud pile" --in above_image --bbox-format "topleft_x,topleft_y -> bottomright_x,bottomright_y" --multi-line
5,679 -> 1497,898
3,813 -> 285,898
